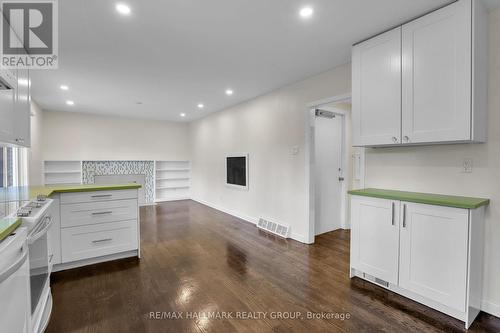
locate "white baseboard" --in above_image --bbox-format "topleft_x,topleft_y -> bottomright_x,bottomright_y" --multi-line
481,299 -> 500,318
290,232 -> 309,243
191,197 -> 307,244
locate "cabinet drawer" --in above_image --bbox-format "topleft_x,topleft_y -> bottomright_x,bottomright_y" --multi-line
60,189 -> 138,204
61,199 -> 138,228
61,220 -> 138,263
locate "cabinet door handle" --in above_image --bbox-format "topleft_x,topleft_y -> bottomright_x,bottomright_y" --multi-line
402,204 -> 407,228
92,238 -> 112,244
91,194 -> 112,198
403,136 -> 410,142
91,211 -> 113,216
391,202 -> 395,225
392,137 -> 398,143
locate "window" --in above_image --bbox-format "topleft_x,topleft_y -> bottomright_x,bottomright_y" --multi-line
0,146 -> 28,188
0,146 -> 28,218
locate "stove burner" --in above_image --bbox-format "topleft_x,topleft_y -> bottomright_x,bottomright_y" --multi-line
36,194 -> 47,202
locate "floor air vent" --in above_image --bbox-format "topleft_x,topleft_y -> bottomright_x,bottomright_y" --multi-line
257,218 -> 290,238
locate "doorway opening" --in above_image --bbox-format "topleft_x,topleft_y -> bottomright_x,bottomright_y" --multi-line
305,94 -> 365,244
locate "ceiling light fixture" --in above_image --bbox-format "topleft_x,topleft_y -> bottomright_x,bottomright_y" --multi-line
299,6 -> 314,18
116,3 -> 131,15
60,85 -> 69,90
66,100 -> 75,106
225,89 -> 233,96
197,103 -> 204,109
180,113 -> 186,117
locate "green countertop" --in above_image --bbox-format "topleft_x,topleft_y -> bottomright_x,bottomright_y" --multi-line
0,184 -> 142,203
0,217 -> 21,242
348,188 -> 489,209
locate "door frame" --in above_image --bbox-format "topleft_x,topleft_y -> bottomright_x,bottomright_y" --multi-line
305,93 -> 352,244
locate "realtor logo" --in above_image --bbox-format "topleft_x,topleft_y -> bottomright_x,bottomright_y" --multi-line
0,0 -> 58,69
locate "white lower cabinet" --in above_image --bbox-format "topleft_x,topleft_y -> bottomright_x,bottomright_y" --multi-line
399,202 -> 469,312
350,197 -> 399,284
350,195 -> 485,328
50,189 -> 140,271
61,220 -> 138,263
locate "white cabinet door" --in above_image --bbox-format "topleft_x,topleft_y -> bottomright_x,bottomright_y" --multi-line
14,68 -> 30,147
351,196 -> 400,284
399,202 -> 469,312
0,73 -> 16,144
402,0 -> 471,144
352,27 -> 402,146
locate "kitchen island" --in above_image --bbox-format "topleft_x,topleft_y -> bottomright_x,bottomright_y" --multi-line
1,183 -> 142,272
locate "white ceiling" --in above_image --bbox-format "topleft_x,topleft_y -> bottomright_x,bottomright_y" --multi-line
30,0 -> 455,121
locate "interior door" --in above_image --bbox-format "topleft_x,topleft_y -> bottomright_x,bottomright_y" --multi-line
352,27 -> 401,146
315,112 -> 343,235
399,202 -> 469,312
402,0 -> 471,143
351,196 -> 400,284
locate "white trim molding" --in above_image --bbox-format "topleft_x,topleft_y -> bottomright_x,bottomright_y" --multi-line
481,299 -> 500,318
191,197 -> 307,243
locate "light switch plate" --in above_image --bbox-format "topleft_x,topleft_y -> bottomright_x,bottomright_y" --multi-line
462,158 -> 473,173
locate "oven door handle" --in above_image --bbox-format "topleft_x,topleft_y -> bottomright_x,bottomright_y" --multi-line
0,243 -> 28,284
28,216 -> 53,245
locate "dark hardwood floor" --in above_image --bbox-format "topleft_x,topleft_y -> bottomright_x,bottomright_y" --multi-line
46,200 -> 500,333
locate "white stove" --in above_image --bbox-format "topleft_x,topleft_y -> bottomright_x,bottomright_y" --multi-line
15,195 -> 54,333
17,196 -> 53,232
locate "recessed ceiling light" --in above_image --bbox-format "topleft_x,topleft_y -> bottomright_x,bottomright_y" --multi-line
225,89 -> 233,96
299,6 -> 314,18
115,3 -> 131,15
180,113 -> 186,117
60,85 -> 69,90
66,100 -> 74,106
197,103 -> 204,109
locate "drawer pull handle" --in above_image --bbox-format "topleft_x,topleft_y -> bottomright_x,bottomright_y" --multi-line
391,202 -> 395,226
91,194 -> 112,198
91,211 -> 113,216
92,238 -> 112,244
403,204 -> 407,228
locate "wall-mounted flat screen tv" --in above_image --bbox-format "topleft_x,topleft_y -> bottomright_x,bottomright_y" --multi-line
226,154 -> 248,189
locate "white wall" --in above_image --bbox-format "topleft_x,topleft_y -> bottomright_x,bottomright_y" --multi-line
189,64 -> 351,242
364,8 -> 500,316
41,111 -> 190,161
28,102 -> 44,185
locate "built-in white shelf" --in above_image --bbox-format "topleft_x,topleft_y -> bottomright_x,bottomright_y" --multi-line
43,161 -> 82,186
155,161 -> 190,202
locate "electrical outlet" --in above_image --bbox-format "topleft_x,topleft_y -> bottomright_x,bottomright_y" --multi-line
462,158 -> 473,173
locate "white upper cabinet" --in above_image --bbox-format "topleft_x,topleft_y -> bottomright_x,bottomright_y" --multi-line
14,69 -> 31,147
0,69 -> 16,144
399,202 -> 469,312
352,27 -> 401,146
402,0 -> 472,144
352,0 -> 487,147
